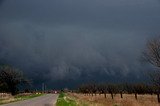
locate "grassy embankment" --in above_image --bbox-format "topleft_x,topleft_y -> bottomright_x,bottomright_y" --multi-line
56,92 -> 92,106
0,93 -> 44,105
56,92 -> 77,106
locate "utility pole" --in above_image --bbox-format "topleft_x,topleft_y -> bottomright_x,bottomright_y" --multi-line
44,85 -> 47,93
42,83 -> 44,93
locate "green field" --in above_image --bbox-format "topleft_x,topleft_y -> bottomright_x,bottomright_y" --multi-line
56,92 -> 77,106
15,93 -> 44,100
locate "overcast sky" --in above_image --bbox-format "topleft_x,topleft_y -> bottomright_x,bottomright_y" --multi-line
0,0 -> 160,89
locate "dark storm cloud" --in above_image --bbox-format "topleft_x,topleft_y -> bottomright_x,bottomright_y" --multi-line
0,0 -> 160,88
0,0 -> 4,5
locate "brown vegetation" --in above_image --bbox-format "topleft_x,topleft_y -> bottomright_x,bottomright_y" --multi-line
70,93 -> 160,106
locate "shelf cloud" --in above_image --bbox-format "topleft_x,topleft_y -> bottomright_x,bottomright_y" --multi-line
0,0 -> 160,88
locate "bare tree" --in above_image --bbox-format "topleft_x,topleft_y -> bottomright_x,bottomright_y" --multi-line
97,83 -> 108,98
143,37 -> 160,103
107,84 -> 118,99
117,84 -> 124,98
0,65 -> 30,95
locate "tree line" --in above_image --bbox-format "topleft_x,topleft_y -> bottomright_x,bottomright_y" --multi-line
78,83 -> 159,102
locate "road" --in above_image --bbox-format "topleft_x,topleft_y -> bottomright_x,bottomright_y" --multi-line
1,94 -> 58,106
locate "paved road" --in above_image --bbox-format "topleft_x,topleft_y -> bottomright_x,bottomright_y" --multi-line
1,94 -> 58,106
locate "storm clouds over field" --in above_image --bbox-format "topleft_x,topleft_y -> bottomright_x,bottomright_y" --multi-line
0,0 -> 160,88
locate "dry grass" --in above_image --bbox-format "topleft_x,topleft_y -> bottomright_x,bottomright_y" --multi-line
69,93 -> 160,106
0,93 -> 12,99
0,93 -> 44,105
0,93 -> 15,105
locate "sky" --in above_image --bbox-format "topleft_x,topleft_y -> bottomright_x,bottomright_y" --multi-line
0,0 -> 160,89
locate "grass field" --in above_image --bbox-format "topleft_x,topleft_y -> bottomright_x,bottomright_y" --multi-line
69,93 -> 160,106
15,93 -> 44,100
0,93 -> 44,105
56,92 -> 77,106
